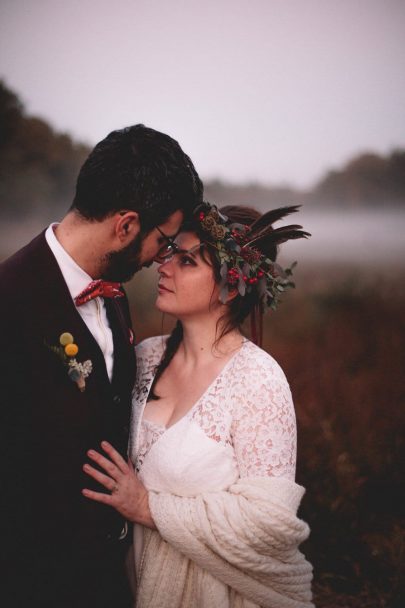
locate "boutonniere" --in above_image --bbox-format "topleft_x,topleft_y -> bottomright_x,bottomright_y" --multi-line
46,332 -> 93,392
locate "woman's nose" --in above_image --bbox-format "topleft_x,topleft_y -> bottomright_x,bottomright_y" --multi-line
157,259 -> 172,275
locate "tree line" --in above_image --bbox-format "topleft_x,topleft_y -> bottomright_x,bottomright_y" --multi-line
0,80 -> 89,221
1,79 -> 404,223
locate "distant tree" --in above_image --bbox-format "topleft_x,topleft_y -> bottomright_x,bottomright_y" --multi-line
386,149 -> 405,202
204,179 -> 306,211
0,81 -> 23,148
313,150 -> 405,207
205,148 -> 405,210
0,80 -> 90,221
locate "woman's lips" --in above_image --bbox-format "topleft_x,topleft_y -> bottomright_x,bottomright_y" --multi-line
158,283 -> 173,293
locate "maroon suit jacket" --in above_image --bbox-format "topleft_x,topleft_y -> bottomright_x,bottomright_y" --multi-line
0,231 -> 136,606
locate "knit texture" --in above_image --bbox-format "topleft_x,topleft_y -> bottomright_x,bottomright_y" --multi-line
136,477 -> 313,608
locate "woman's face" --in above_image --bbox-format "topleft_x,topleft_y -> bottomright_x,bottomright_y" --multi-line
156,231 -> 222,319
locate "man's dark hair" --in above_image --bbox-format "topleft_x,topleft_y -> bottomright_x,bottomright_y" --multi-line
71,124 -> 203,232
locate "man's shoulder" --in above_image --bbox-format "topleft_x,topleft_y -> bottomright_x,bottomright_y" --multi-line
0,231 -> 47,278
0,231 -> 50,309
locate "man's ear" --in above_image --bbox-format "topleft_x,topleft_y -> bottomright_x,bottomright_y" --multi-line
115,211 -> 140,242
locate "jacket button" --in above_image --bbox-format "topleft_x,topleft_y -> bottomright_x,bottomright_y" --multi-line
113,395 -> 121,405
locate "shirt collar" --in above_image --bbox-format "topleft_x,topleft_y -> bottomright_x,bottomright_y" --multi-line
45,223 -> 93,301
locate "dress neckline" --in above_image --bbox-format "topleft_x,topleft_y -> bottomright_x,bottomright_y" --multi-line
142,339 -> 248,432
142,417 -> 166,431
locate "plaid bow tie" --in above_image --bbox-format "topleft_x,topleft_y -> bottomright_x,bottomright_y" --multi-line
74,280 -> 125,307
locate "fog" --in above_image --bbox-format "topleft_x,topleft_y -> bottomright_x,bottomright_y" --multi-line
276,208 -> 405,269
2,209 -> 405,269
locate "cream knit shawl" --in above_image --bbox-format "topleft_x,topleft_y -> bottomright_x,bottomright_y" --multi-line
135,476 -> 313,608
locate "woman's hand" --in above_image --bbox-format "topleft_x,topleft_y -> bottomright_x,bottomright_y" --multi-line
82,440 -> 156,529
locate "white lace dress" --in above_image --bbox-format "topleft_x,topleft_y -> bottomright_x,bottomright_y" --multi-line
129,336 -> 303,607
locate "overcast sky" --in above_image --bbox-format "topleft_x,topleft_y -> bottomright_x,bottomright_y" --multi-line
1,0 -> 404,188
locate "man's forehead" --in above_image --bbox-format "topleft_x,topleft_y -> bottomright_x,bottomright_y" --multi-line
159,209 -> 184,235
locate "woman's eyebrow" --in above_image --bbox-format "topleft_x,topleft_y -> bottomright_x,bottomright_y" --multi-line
186,249 -> 199,258
175,243 -> 202,258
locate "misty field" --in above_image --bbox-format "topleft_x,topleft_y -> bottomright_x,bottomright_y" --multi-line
128,263 -> 405,608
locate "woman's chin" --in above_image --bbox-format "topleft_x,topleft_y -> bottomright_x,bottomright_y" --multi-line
155,295 -> 171,313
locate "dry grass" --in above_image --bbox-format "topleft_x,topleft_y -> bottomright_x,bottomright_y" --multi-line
263,269 -> 405,607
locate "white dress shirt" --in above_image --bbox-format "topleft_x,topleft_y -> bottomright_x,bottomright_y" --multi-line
45,224 -> 114,381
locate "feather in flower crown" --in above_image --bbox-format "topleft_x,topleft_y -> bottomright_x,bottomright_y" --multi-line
194,201 -> 310,309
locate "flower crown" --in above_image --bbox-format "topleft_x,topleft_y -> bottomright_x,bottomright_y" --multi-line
194,201 -> 309,309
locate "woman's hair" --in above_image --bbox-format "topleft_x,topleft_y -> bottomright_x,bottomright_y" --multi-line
149,204 -> 308,399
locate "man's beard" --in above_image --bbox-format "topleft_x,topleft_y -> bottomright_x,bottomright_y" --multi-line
101,233 -> 145,283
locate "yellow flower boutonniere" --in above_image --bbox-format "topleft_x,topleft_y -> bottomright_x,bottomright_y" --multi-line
46,332 -> 93,392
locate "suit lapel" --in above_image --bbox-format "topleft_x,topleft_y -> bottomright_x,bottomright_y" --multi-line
32,233 -> 111,390
105,298 -> 136,392
28,232 -> 136,398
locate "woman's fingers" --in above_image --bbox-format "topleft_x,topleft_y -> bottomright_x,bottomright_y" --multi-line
82,462 -> 155,528
101,441 -> 130,474
83,463 -> 117,491
86,449 -> 120,479
82,488 -> 115,505
84,444 -> 131,500
86,443 -> 129,478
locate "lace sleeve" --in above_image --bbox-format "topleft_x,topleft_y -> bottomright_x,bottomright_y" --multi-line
230,347 -> 297,480
130,336 -> 167,461
135,335 -> 168,382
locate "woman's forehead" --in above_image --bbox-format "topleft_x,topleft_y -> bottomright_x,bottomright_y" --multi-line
175,231 -> 201,249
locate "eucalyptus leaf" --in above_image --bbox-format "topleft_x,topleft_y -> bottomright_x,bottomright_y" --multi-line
238,277 -> 246,296
230,222 -> 245,231
68,367 -> 81,382
273,262 -> 287,278
220,261 -> 228,279
258,277 -> 267,296
224,237 -> 240,253
219,284 -> 229,303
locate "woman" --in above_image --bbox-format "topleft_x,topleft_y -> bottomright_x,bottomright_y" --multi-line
83,202 -> 314,608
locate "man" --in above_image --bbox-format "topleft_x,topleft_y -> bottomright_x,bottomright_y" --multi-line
0,124 -> 202,607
